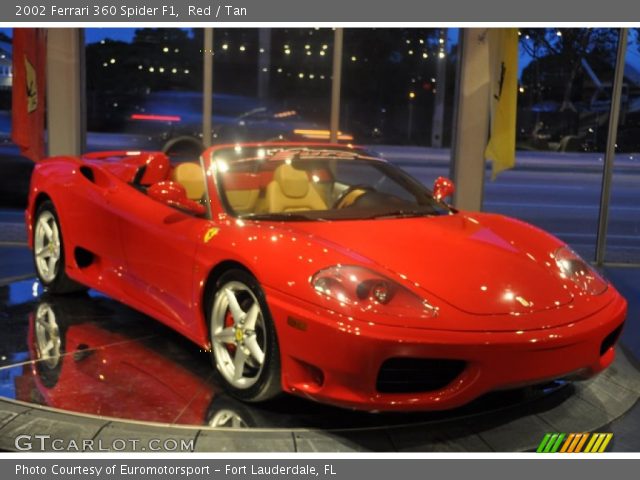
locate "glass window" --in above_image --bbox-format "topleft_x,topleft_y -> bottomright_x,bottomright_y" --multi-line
212,28 -> 336,145
482,28 -> 621,261
604,30 -> 640,264
341,28 -> 458,191
85,28 -> 202,157
0,28 -> 13,145
0,28 -> 36,210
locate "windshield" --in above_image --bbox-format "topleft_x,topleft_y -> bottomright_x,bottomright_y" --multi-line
212,146 -> 452,221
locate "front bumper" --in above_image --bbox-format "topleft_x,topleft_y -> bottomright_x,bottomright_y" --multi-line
265,287 -> 627,412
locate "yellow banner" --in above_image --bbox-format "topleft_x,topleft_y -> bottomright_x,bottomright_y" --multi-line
484,28 -> 519,179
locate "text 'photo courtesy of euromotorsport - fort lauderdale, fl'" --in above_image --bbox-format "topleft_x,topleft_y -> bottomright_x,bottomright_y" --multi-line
15,464 -> 332,476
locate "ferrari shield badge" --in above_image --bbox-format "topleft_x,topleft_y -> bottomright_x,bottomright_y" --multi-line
204,227 -> 220,243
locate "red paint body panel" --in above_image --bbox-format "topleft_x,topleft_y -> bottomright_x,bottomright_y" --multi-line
268,287 -> 626,410
25,143 -> 627,411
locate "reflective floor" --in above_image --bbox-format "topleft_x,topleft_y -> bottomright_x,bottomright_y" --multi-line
0,278 -> 591,430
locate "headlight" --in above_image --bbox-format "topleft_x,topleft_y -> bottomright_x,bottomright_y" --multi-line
554,247 -> 607,295
310,265 -> 438,318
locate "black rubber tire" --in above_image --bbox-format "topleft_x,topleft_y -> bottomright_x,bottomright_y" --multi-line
207,269 -> 282,403
33,201 -> 87,294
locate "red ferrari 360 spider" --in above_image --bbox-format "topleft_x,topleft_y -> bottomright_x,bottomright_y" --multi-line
26,143 -> 627,411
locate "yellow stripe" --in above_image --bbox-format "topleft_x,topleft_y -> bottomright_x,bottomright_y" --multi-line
586,434 -> 600,453
598,434 -> 613,453
575,433 -> 590,453
584,433 -> 599,453
590,434 -> 606,453
560,433 -> 576,453
568,434 -> 583,453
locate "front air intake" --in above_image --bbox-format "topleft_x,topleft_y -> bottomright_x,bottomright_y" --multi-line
376,357 -> 466,393
600,322 -> 624,356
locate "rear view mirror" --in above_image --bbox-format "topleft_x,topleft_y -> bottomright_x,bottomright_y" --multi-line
148,181 -> 206,216
433,177 -> 455,202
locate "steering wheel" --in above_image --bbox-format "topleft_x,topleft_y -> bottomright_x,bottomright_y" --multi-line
332,184 -> 376,209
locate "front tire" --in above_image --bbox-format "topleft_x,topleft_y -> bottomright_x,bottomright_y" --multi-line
208,269 -> 281,402
33,201 -> 86,294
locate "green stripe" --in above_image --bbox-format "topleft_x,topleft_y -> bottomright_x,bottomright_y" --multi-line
537,433 -> 553,453
544,434 -> 559,453
550,433 -> 566,453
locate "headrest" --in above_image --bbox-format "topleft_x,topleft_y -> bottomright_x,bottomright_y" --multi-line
140,153 -> 170,185
173,162 -> 202,179
171,162 -> 205,200
273,164 -> 309,198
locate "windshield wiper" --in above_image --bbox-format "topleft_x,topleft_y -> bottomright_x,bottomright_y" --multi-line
364,209 -> 440,219
241,213 -> 318,222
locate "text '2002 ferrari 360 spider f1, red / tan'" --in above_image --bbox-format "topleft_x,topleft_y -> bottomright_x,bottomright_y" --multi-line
25,143 -> 627,411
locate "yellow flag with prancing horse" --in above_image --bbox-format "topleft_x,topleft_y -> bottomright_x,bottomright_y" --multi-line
484,29 -> 519,179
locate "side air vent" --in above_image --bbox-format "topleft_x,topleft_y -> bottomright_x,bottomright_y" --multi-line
132,165 -> 148,186
78,165 -> 113,188
79,166 -> 95,183
74,247 -> 95,268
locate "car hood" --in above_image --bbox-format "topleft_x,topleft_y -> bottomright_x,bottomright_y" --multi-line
290,213 -> 574,316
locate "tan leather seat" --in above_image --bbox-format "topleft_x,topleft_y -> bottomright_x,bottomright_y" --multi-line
226,189 -> 260,214
171,162 -> 205,201
266,164 -> 327,213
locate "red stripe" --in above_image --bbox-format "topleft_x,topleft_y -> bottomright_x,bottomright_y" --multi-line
130,114 -> 181,122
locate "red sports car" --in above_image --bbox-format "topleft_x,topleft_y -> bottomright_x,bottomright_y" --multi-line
25,143 -> 627,411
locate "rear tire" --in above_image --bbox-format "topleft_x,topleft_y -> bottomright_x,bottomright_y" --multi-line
207,269 -> 282,402
33,201 -> 86,294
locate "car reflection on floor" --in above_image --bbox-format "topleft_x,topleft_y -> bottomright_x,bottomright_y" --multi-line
19,294 -> 220,425
0,279 -> 573,430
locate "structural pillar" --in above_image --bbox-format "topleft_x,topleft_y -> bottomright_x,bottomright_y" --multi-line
47,28 -> 84,156
449,29 -> 490,211
431,28 -> 447,148
329,28 -> 344,144
257,29 -> 271,101
202,28 -> 214,149
595,28 -> 628,266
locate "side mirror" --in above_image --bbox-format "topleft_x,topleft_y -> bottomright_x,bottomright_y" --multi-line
148,181 -> 206,216
433,176 -> 455,202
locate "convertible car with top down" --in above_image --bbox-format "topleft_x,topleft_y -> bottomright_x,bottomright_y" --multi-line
25,143 -> 627,411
